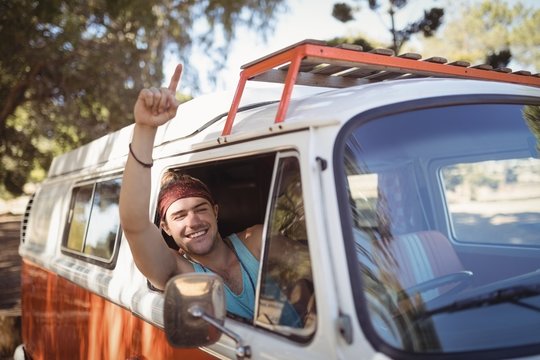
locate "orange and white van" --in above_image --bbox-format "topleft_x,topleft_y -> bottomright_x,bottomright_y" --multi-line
17,40 -> 540,359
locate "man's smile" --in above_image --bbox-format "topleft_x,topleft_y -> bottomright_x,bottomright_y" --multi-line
186,228 -> 208,239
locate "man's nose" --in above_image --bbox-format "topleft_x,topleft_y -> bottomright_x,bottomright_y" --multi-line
185,210 -> 200,224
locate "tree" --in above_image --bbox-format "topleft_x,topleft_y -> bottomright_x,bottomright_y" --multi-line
524,105 -> 540,153
418,0 -> 539,72
330,0 -> 444,54
0,0 -> 286,197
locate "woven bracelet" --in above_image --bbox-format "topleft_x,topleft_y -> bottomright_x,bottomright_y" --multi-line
129,143 -> 153,168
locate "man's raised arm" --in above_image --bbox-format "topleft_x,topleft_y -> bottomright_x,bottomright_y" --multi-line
119,64 -> 184,289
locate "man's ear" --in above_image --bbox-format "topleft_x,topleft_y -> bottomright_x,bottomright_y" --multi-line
161,219 -> 171,236
213,204 -> 219,219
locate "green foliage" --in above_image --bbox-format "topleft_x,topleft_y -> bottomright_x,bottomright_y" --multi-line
268,173 -> 311,293
486,49 -> 512,69
331,0 -> 444,53
327,36 -> 376,52
0,0 -> 285,197
420,0 -> 539,72
271,173 -> 307,241
523,105 -> 540,153
332,2 -> 356,22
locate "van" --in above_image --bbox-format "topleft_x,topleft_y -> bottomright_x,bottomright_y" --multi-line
17,39 -> 540,359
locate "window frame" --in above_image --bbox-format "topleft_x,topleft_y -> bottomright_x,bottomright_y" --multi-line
254,151 -> 317,342
333,95 -> 540,360
433,152 -> 540,248
24,184 -> 62,250
61,175 -> 122,269
154,149 -> 317,342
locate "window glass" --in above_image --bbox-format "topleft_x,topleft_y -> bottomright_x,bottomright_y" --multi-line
65,185 -> 93,252
442,158 -> 540,246
64,178 -> 121,263
256,156 -> 316,339
339,103 -> 540,355
84,179 -> 121,260
26,183 -> 66,247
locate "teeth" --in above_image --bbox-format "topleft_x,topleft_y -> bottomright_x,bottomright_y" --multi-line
188,230 -> 207,238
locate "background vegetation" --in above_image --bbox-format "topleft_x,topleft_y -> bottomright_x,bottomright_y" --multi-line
0,0 -> 286,197
1,0 -> 538,198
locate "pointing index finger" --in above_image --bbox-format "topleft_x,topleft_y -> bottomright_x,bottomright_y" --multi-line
168,64 -> 183,92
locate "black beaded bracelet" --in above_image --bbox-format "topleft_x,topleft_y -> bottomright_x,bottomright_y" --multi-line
129,143 -> 153,168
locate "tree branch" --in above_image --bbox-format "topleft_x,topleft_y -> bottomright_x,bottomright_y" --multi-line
0,63 -> 44,130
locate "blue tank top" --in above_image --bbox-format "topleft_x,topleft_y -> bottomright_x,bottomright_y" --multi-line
192,233 -> 259,319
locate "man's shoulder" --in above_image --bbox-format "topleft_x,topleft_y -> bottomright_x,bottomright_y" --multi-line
237,224 -> 263,242
235,224 -> 263,259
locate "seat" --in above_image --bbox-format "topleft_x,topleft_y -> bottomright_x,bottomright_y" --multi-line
385,231 -> 472,302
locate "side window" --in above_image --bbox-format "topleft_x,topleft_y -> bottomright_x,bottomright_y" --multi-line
63,177 -> 121,265
24,183 -> 67,249
256,155 -> 317,339
65,185 -> 93,252
441,157 -> 540,247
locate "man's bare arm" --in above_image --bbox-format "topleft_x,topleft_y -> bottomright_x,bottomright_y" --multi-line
119,65 -> 190,289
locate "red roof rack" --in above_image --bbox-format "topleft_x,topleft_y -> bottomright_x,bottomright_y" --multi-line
222,39 -> 540,136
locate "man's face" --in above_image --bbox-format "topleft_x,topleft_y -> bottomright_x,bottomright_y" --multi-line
161,197 -> 219,256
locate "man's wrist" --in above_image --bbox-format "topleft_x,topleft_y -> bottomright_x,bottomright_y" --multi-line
129,143 -> 153,168
134,122 -> 158,132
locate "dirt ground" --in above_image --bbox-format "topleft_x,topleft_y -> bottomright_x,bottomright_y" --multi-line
0,215 -> 22,359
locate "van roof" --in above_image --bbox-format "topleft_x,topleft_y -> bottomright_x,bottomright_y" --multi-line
46,83 -> 329,178
47,39 -> 540,178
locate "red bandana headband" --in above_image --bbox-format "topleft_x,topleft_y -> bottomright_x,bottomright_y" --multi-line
158,175 -> 215,221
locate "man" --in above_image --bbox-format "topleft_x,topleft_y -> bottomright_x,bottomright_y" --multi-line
119,65 -> 262,319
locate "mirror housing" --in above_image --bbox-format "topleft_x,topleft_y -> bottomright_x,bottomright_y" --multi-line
164,273 -> 226,347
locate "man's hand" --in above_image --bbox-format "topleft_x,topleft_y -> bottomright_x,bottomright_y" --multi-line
133,64 -> 183,127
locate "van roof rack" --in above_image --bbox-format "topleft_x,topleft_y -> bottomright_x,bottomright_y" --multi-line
222,39 -> 540,136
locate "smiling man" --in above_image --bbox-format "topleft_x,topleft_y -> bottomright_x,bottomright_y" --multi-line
119,65 -> 262,319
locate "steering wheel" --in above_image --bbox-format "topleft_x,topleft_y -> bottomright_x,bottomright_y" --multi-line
399,270 -> 474,301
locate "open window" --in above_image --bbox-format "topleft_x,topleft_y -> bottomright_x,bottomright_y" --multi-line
158,153 -> 275,248
157,151 -> 317,340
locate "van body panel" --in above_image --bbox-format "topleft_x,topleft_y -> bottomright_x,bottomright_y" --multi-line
21,261 -> 218,360
46,79 -> 536,178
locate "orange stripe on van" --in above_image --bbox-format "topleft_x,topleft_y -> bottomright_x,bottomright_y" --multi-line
21,261 -> 218,360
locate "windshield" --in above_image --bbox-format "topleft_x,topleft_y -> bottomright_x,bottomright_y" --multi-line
338,102 -> 540,356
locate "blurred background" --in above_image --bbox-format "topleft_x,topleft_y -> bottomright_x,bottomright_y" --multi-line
1,0 -> 538,358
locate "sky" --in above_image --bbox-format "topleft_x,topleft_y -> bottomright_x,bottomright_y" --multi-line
163,0 -> 537,94
164,0 -> 439,93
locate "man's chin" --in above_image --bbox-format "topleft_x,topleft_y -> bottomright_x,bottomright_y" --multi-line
184,237 -> 214,256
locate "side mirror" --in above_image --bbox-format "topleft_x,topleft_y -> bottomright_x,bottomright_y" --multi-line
163,273 -> 226,347
163,273 -> 252,359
